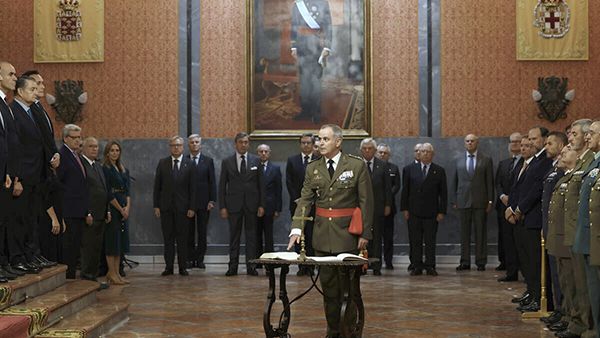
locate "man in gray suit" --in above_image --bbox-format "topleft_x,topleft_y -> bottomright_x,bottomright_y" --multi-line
452,134 -> 494,271
80,137 -> 111,281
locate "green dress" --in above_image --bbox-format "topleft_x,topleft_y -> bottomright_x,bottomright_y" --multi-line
102,164 -> 131,255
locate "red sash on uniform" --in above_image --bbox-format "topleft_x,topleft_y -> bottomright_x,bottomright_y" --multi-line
315,207 -> 363,235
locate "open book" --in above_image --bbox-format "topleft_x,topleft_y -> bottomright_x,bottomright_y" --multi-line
259,252 -> 367,263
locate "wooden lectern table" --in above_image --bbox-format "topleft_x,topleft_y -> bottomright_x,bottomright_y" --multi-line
250,258 -> 376,338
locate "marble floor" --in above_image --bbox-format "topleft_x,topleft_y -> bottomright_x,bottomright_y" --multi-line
100,263 -> 555,338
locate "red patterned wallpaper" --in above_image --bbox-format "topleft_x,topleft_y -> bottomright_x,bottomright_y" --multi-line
200,0 -> 420,138
0,1 -> 179,139
441,0 -> 599,137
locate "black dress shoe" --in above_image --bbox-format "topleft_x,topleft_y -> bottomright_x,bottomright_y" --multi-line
519,300 -> 540,312
296,269 -> 306,276
0,275 -> 8,283
541,311 -> 562,324
3,265 -> 24,277
497,275 -> 518,282
197,262 -> 206,269
518,296 -> 534,308
426,268 -> 438,276
80,274 -> 98,282
0,267 -> 17,280
407,264 -> 414,271
39,256 -> 57,267
555,330 -> 580,338
385,264 -> 394,270
225,269 -> 238,276
13,263 -> 37,274
511,291 -> 530,303
456,264 -> 470,271
35,255 -> 57,268
494,264 -> 506,271
247,269 -> 258,276
179,269 -> 189,276
549,321 -> 568,332
161,269 -> 174,276
410,269 -> 423,276
373,269 -> 381,276
476,265 -> 485,271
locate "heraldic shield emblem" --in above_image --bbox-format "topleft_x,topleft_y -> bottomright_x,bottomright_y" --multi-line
532,77 -> 575,123
46,80 -> 88,124
56,0 -> 82,41
534,0 -> 570,38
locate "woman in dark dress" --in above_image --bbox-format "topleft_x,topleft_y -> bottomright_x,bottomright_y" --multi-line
102,141 -> 131,285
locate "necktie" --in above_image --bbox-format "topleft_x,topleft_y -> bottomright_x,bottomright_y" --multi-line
262,162 -> 267,172
422,164 -> 428,178
366,161 -> 372,175
93,162 -> 105,187
192,156 -> 198,165
0,109 -> 4,130
73,152 -> 86,178
303,155 -> 309,168
240,155 -> 246,174
517,161 -> 529,181
2,98 -> 14,119
328,159 -> 335,178
173,159 -> 180,178
467,154 -> 475,176
26,108 -> 34,121
36,102 -> 53,132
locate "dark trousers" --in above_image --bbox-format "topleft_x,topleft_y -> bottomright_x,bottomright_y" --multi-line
557,256 -> 581,333
0,189 -> 10,266
298,51 -> 323,118
10,185 -> 42,264
316,250 -> 360,336
408,216 -> 438,269
383,214 -> 395,267
584,255 -> 600,337
547,253 -> 560,310
499,212 -> 519,278
256,214 -> 274,257
495,207 -> 506,265
571,251 -> 594,337
80,220 -> 105,279
514,224 -> 541,299
458,208 -> 487,266
367,215 -> 384,270
61,217 -> 84,279
160,210 -> 188,271
187,210 -> 210,264
227,207 -> 257,271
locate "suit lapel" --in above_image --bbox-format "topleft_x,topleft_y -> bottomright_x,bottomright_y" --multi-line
328,154 -> 347,187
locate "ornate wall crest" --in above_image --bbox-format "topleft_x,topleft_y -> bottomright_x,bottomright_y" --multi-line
46,80 -> 88,124
534,0 -> 570,38
56,0 -> 82,41
532,76 -> 575,122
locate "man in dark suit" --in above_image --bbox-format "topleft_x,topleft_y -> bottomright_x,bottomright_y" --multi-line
80,137 -> 111,281
506,127 -> 553,312
401,143 -> 447,276
0,62 -> 24,280
56,124 -> 88,279
186,134 -> 216,269
377,143 -> 400,270
452,134 -> 494,271
286,133 -> 318,275
0,69 -> 12,282
153,136 -> 196,276
22,70 -> 59,267
403,143 -> 422,272
9,76 -> 45,273
219,132 -> 265,276
256,144 -> 282,260
495,132 -> 522,281
360,138 -> 392,275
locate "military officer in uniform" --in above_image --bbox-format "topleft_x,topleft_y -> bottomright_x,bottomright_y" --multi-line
573,120 -> 600,337
288,124 -> 373,338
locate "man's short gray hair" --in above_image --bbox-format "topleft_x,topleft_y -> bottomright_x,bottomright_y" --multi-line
83,137 -> 98,147
257,144 -> 271,151
62,124 -> 81,139
188,134 -> 201,141
421,143 -> 434,152
572,119 -> 593,133
321,124 -> 343,140
360,138 -> 377,148
170,135 -> 184,144
414,143 -> 423,150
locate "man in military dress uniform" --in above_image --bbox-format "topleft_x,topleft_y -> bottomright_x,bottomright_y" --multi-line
288,124 -> 373,337
588,122 -> 600,336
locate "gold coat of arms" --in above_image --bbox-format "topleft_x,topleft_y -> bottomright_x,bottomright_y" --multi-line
534,0 -> 570,38
56,0 -> 82,41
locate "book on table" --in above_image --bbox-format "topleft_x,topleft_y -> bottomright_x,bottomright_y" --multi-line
259,252 -> 367,263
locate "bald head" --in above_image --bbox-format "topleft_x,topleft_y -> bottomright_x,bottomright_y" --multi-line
464,134 -> 479,154
0,61 -> 17,94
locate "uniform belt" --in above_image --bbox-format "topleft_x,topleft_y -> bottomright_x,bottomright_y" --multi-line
315,207 -> 363,235
297,27 -> 321,36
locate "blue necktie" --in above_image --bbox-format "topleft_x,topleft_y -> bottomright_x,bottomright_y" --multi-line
26,108 -> 35,122
467,155 -> 475,176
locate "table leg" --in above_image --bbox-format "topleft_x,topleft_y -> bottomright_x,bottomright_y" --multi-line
262,265 -> 292,338
340,266 -> 364,338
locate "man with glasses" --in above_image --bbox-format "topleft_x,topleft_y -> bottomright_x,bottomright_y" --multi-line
153,136 -> 196,277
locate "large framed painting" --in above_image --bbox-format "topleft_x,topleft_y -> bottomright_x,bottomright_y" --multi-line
247,0 -> 372,138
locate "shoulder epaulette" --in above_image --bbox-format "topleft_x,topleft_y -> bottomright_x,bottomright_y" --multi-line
347,154 -> 363,160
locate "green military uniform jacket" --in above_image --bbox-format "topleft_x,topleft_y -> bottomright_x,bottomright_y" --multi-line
547,174 -> 570,258
589,169 -> 600,266
563,150 -> 595,246
292,152 -> 374,254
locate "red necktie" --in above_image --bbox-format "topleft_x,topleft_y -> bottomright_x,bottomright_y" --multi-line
73,151 -> 86,178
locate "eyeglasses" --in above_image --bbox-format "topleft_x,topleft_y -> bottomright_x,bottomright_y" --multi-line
169,144 -> 183,147
66,135 -> 81,139
300,141 -> 313,145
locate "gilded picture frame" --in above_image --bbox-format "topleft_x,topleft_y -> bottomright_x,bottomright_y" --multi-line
247,0 -> 372,139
